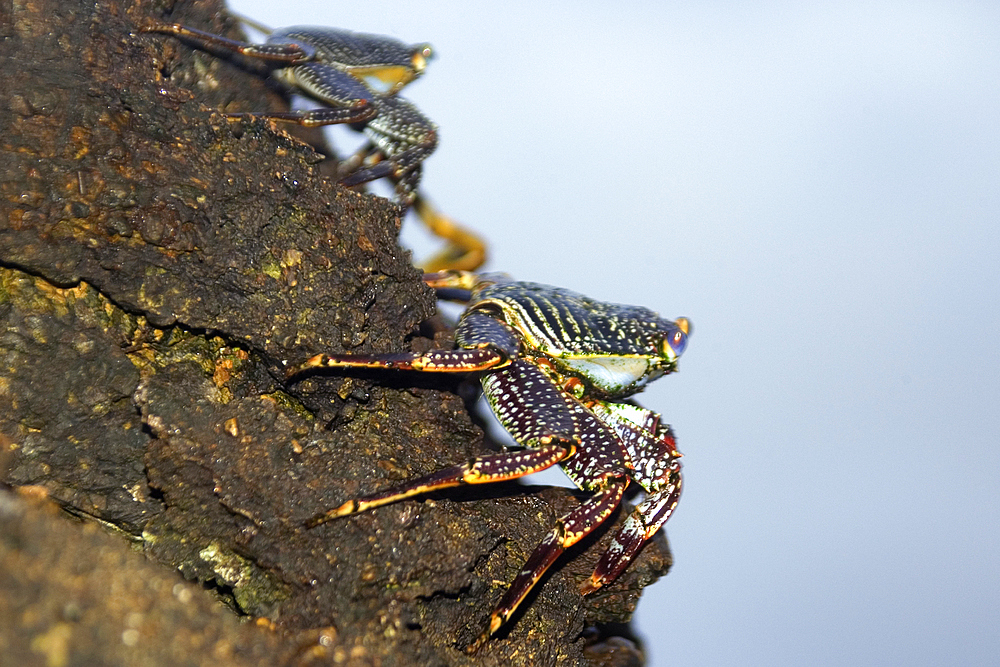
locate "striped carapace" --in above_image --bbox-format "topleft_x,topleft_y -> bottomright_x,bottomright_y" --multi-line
289,270 -> 690,651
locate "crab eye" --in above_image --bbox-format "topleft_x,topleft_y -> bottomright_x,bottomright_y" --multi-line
665,318 -> 691,358
667,330 -> 687,357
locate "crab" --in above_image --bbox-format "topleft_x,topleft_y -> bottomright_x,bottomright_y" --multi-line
141,21 -> 435,206
142,19 -> 486,270
288,271 -> 691,650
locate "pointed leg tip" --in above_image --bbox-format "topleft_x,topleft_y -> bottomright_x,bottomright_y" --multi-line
138,22 -> 175,34
464,631 -> 489,655
304,501 -> 355,528
463,636 -> 486,655
464,615 -> 501,655
579,575 -> 605,596
286,354 -> 325,379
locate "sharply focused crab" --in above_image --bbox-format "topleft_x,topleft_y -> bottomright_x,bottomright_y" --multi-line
142,19 -> 486,270
288,271 -> 690,650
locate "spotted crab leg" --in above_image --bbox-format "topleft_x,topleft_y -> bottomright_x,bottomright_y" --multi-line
580,474 -> 681,595
227,105 -> 377,127
303,360 -> 584,528
306,443 -> 575,528
141,23 -> 313,63
142,24 -> 380,127
578,401 -> 684,595
464,363 -> 650,651
287,311 -> 522,377
468,475 -> 629,653
289,346 -> 508,375
304,359 -> 604,646
338,96 -> 438,202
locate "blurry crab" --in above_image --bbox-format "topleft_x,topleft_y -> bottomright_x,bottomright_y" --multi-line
289,270 -> 690,650
142,17 -> 486,271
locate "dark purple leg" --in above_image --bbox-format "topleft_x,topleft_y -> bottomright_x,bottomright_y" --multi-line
227,105 -> 376,127
287,312 -> 521,377
467,476 -> 629,653
141,23 -> 312,63
306,443 -> 574,528
287,345 -> 509,377
580,467 -> 682,595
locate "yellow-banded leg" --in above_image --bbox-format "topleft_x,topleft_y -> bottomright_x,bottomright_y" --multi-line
580,470 -> 682,595
298,358 -> 613,645
413,195 -> 487,272
287,298 -> 523,378
142,23 -> 311,63
306,442 -> 575,528
466,474 -> 629,654
288,345 -> 508,376
576,401 -> 684,596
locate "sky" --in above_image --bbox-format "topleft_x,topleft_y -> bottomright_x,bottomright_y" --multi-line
227,1 -> 1000,664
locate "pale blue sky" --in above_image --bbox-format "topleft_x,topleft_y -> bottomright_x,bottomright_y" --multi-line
227,1 -> 1000,664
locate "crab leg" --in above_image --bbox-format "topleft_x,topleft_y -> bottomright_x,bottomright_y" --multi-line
142,23 -> 313,63
413,195 -> 488,273
468,476 -> 629,652
289,347 -> 508,375
305,360 -> 584,528
306,443 -> 575,528
580,468 -> 682,595
421,270 -> 481,292
574,401 -> 683,594
143,26 -> 381,127
228,105 -> 377,127
288,312 -> 522,377
254,62 -> 381,125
